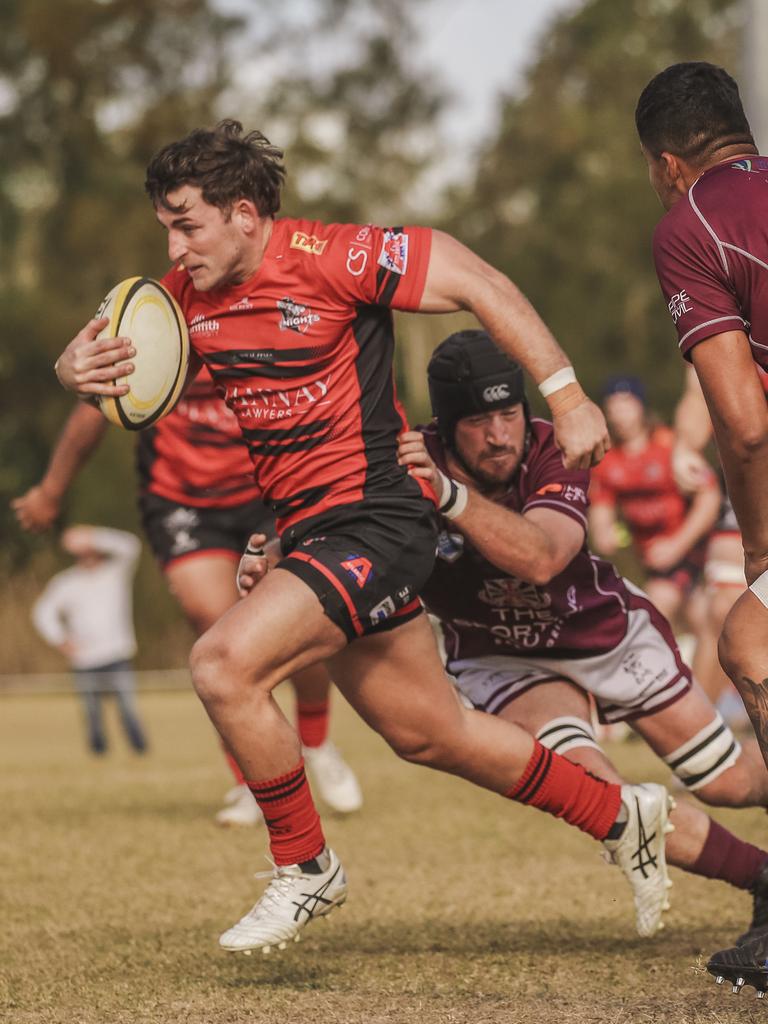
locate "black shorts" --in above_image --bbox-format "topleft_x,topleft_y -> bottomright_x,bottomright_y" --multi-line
278,496 -> 438,643
645,538 -> 707,595
139,492 -> 275,568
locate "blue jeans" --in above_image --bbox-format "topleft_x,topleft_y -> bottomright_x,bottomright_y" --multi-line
73,659 -> 147,754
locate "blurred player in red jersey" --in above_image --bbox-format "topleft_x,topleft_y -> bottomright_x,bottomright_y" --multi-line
395,330 -> 768,939
12,370 -> 362,824
52,120 -> 666,957
589,375 -> 722,703
637,60 -> 768,992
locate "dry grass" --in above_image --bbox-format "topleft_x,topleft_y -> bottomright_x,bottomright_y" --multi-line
1,687 -> 766,1024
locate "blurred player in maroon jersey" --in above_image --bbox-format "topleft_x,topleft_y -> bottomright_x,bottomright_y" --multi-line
395,329 -> 768,940
589,375 -> 721,702
52,120 -> 668,958
637,59 -> 768,993
12,369 -> 362,824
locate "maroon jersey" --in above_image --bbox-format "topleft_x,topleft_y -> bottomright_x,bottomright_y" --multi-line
420,419 -> 634,660
137,367 -> 259,508
162,219 -> 434,535
653,157 -> 768,366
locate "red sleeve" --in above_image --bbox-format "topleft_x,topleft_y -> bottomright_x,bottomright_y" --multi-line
587,459 -> 615,507
314,223 -> 433,311
653,205 -> 746,361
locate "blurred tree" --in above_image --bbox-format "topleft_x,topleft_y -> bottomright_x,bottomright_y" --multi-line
444,0 -> 742,418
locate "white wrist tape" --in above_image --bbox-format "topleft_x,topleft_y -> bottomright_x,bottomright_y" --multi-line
750,567 -> 768,609
436,469 -> 468,520
236,542 -> 266,597
538,366 -> 577,399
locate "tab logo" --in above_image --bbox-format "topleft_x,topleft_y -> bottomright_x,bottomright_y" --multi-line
483,384 -> 510,403
290,231 -> 328,256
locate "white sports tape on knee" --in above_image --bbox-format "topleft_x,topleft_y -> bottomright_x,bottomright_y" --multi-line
750,567 -> 768,609
536,716 -> 600,755
663,710 -> 741,790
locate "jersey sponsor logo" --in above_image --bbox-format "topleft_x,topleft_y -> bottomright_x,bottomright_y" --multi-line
290,231 -> 328,256
341,555 -> 374,589
370,595 -> 396,624
229,296 -> 253,311
437,529 -> 465,563
230,375 -> 332,421
536,483 -> 563,495
346,246 -> 368,276
478,576 -> 551,610
668,289 -> 693,323
378,230 -> 409,275
482,384 -> 510,403
189,313 -> 220,337
562,483 -> 587,503
277,297 -> 321,334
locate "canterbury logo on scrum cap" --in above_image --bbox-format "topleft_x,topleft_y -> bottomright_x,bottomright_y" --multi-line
290,231 -> 328,256
482,384 -> 510,403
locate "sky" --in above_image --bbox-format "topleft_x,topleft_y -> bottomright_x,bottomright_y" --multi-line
414,0 -> 578,146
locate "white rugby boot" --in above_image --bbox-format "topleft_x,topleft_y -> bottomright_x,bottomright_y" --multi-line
303,741 -> 363,814
215,784 -> 264,828
603,782 -> 674,938
219,847 -> 348,954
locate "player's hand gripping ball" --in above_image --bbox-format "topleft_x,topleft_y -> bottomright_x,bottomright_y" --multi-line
96,277 -> 189,430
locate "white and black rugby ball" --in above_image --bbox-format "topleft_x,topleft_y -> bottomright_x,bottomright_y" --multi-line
95,277 -> 189,431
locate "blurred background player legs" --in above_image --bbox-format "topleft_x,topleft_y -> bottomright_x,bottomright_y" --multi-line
73,659 -> 147,755
31,525 -> 148,756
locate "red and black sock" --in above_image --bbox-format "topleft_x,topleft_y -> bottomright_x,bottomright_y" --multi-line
691,819 -> 768,890
246,761 -> 325,866
296,698 -> 330,749
507,739 -> 622,840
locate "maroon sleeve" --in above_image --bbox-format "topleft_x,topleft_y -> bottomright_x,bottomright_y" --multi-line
653,206 -> 746,361
522,423 -> 589,533
314,222 -> 432,311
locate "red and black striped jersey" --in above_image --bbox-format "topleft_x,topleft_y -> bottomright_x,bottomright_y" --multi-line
137,366 -> 259,508
161,218 -> 435,533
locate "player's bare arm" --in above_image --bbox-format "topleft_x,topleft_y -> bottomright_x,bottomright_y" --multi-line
691,331 -> 768,583
12,402 -> 108,533
397,429 -> 583,583
643,477 -> 721,572
673,365 -> 715,491
588,502 -> 622,558
418,231 -> 609,470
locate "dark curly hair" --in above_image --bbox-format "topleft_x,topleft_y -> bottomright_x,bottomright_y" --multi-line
145,119 -> 286,217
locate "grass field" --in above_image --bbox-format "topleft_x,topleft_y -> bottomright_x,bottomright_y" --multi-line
2,686 -> 767,1024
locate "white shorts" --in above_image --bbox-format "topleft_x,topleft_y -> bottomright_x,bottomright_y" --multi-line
448,584 -> 692,724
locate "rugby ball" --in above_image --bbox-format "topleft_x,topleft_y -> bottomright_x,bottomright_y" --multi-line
95,277 -> 189,431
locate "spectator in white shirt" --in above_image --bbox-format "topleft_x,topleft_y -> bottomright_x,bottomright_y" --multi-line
33,525 -> 147,754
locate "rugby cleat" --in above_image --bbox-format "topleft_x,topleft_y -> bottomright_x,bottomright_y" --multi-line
303,741 -> 363,814
707,930 -> 768,996
219,847 -> 348,954
215,784 -> 264,828
603,783 -> 674,938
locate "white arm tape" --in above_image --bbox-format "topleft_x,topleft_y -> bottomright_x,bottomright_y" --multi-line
750,567 -> 768,609
538,366 -> 577,399
436,468 -> 468,521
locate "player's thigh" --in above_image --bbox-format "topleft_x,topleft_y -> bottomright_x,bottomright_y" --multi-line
644,577 -> 683,622
165,553 -> 240,634
328,611 -> 463,748
191,566 -> 347,696
632,681 -> 723,755
497,679 -> 592,734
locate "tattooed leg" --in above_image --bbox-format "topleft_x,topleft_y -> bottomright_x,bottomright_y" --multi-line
719,588 -> 768,778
